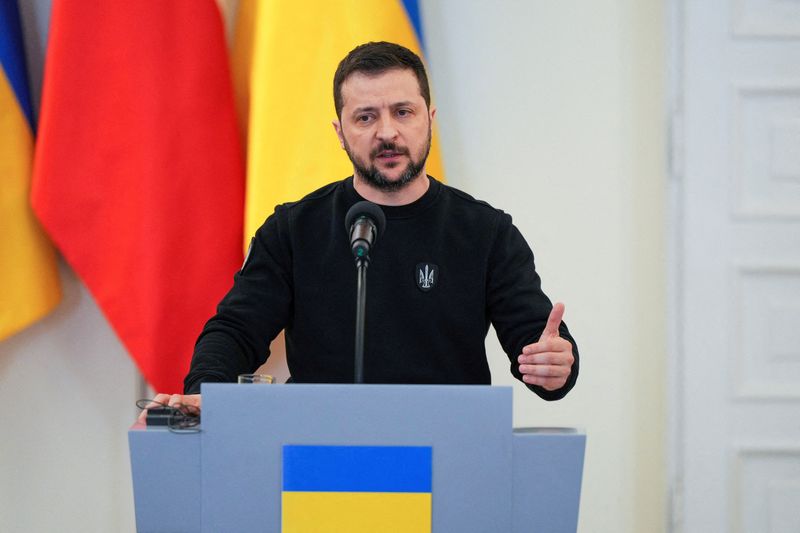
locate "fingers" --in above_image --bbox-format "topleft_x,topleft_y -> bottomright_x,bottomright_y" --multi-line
144,393 -> 170,408
181,394 -> 202,409
171,394 -> 202,413
517,347 -> 574,373
137,393 -> 171,423
521,374 -> 568,390
519,355 -> 571,391
518,349 -> 574,367
521,336 -> 573,358
137,393 -> 203,423
518,332 -> 574,391
518,364 -> 571,378
168,394 -> 184,407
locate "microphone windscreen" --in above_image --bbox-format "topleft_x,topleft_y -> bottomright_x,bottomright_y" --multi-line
344,201 -> 387,237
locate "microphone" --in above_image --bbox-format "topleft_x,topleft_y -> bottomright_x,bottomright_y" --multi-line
344,201 -> 386,383
344,201 -> 386,263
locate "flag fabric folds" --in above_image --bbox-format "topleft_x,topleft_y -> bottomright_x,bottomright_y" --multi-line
0,0 -> 61,341
232,0 -> 446,242
31,0 -> 245,392
282,445 -> 433,532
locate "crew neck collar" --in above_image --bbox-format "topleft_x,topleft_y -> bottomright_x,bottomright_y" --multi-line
344,175 -> 441,219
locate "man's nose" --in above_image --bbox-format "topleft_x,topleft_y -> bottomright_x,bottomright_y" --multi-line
375,116 -> 398,141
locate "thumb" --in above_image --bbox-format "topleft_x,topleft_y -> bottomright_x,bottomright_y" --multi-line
539,302 -> 565,340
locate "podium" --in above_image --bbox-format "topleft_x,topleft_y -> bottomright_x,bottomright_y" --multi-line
129,384 -> 585,532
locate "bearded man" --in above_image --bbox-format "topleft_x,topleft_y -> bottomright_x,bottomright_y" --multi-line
148,41 -> 578,414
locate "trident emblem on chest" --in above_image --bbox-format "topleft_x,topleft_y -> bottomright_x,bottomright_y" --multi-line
416,263 -> 438,292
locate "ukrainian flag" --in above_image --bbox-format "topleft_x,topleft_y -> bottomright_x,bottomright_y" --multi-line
282,445 -> 432,532
0,0 -> 61,341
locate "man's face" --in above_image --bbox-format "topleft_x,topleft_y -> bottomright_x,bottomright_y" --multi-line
334,68 -> 435,192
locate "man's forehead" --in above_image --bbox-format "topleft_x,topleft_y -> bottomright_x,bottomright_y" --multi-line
340,68 -> 424,109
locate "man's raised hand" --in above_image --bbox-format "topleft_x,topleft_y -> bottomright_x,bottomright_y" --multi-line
517,302 -> 574,391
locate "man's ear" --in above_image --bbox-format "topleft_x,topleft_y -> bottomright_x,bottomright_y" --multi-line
429,105 -> 437,122
332,120 -> 345,149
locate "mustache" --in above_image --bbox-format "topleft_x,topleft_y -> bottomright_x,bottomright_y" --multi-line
370,142 -> 410,158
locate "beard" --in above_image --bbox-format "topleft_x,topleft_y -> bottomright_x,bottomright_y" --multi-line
343,126 -> 432,193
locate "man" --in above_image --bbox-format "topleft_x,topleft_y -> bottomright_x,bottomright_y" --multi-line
144,41 -> 578,415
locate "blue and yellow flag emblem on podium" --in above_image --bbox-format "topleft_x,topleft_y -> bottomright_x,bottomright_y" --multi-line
282,445 -> 432,532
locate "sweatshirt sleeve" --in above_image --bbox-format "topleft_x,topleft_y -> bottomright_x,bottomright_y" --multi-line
486,212 -> 579,400
183,206 -> 294,394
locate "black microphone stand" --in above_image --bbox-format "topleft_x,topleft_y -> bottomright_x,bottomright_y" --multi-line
345,201 -> 385,385
354,255 -> 368,383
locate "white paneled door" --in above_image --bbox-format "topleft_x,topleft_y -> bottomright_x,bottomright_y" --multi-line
674,0 -> 800,531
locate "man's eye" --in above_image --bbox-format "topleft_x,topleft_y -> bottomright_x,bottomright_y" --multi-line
357,115 -> 372,123
397,109 -> 411,117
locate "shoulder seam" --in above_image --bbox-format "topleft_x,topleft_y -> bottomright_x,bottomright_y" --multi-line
441,182 -> 501,213
281,179 -> 343,212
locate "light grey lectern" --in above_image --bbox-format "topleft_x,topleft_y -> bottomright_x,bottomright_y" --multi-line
129,384 -> 585,532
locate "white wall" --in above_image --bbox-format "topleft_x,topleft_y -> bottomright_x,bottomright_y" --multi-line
0,1 -> 667,531
423,2 -> 667,531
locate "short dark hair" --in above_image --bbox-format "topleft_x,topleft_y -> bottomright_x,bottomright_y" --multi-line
333,41 -> 431,119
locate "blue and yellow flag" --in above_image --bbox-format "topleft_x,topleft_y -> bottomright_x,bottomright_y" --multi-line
0,0 -> 61,341
282,445 -> 433,532
231,0 -> 446,242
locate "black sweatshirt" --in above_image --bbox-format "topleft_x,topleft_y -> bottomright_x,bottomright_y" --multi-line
184,176 -> 578,400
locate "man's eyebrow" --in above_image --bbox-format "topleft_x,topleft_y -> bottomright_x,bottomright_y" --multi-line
351,106 -> 378,115
350,101 -> 418,115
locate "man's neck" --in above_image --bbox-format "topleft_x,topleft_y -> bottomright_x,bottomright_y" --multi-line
352,172 -> 430,206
